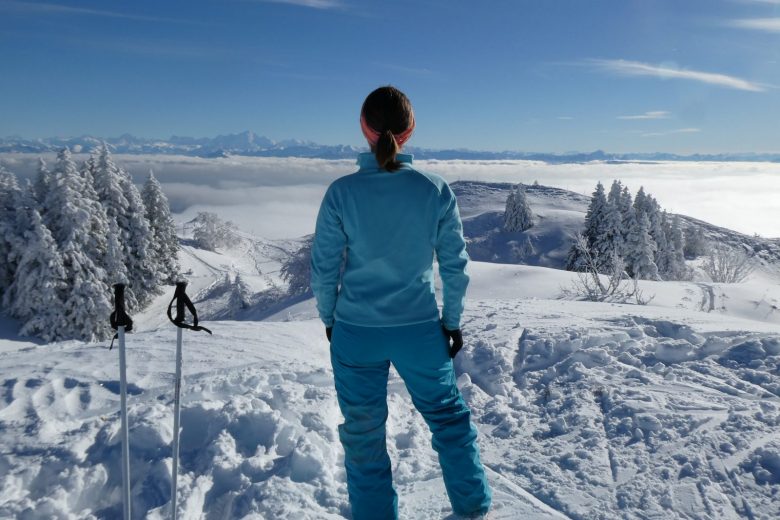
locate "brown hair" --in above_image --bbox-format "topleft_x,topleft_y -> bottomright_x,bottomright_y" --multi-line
361,86 -> 414,172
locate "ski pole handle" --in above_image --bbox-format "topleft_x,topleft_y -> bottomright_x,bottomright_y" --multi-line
109,283 -> 133,350
175,281 -> 187,323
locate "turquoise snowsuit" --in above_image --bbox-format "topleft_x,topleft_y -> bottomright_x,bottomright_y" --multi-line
310,152 -> 492,519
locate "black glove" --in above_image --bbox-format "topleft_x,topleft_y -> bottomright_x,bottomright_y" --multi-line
441,325 -> 463,358
326,326 -> 333,342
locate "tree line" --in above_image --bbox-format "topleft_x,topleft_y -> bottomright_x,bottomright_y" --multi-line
0,145 -> 179,342
566,180 -> 688,281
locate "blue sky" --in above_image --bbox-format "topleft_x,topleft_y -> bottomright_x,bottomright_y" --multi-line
1,0 -> 778,153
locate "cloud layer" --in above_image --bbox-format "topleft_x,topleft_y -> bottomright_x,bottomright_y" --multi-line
2,153 -> 779,239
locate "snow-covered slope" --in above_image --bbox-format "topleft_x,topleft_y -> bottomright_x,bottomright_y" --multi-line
452,180 -> 780,272
2,237 -> 780,518
2,177 -> 780,518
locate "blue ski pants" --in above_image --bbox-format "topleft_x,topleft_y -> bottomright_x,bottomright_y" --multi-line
329,318 -> 492,519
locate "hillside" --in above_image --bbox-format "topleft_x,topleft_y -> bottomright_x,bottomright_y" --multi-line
1,243 -> 779,518
1,180 -> 779,519
451,180 -> 780,272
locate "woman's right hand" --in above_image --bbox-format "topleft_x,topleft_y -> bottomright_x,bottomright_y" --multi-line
326,326 -> 333,342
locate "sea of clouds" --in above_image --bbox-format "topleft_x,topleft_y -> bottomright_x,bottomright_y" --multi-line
2,153 -> 778,240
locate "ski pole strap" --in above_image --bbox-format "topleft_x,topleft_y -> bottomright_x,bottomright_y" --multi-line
109,283 -> 133,350
167,281 -> 212,334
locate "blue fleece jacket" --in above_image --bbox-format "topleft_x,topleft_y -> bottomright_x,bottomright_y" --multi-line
310,152 -> 470,330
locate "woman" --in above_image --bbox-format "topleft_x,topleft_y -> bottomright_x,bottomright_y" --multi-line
310,86 -> 492,519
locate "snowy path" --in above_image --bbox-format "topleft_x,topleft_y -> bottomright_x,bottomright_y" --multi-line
1,296 -> 779,518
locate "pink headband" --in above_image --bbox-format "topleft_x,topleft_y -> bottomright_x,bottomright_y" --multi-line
360,111 -> 415,148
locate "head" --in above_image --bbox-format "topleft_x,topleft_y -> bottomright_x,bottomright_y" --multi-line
360,86 -> 415,172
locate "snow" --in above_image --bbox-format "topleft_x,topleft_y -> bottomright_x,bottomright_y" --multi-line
2,235 -> 779,518
1,167 -> 780,518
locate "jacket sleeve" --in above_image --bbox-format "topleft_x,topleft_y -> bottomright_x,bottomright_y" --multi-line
310,183 -> 346,328
435,182 -> 470,330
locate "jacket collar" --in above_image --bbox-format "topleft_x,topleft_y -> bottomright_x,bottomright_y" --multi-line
357,151 -> 414,171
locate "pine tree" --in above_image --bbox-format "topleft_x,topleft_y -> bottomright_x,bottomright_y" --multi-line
78,156 -> 112,284
33,158 -> 51,206
281,236 -> 314,297
669,215 -> 687,279
599,180 -> 625,265
683,224 -> 708,259
120,166 -> 157,307
655,211 -> 673,277
228,273 -> 252,312
503,183 -> 534,232
620,186 -> 636,258
93,143 -> 157,310
0,167 -> 22,295
645,195 -> 665,266
567,182 -> 607,271
43,148 -> 112,341
142,170 -> 180,284
4,187 -> 69,342
633,186 -> 649,220
625,212 -> 659,280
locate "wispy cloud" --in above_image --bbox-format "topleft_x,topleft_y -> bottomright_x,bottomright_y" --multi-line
255,0 -> 343,9
556,116 -> 574,120
588,59 -> 766,92
373,62 -> 435,76
730,18 -> 780,32
642,128 -> 700,137
0,0 -> 197,24
617,111 -> 671,120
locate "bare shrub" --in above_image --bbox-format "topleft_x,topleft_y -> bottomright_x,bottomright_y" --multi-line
561,233 -> 654,305
702,242 -> 755,283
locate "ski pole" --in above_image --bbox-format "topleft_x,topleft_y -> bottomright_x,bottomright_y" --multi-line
171,324 -> 182,520
110,283 -> 134,520
166,281 -> 212,519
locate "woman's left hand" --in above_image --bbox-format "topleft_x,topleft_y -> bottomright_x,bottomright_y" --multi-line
441,326 -> 463,358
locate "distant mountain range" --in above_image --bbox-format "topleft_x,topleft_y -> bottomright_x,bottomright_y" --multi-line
2,131 -> 779,163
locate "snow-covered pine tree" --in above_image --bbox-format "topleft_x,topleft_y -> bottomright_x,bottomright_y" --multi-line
92,144 -> 139,308
655,211 -> 673,277
119,166 -> 157,307
43,148 -> 112,341
619,185 -> 635,248
669,215 -> 687,279
599,180 -> 625,266
228,273 -> 253,312
683,225 -> 708,259
141,170 -> 180,284
281,236 -> 314,297
503,183 -> 534,232
93,143 -> 157,310
633,186 -> 649,220
33,158 -> 51,206
0,167 -> 22,295
78,155 -> 112,285
625,212 -> 659,280
567,181 -> 607,271
3,186 -> 69,341
645,195 -> 665,267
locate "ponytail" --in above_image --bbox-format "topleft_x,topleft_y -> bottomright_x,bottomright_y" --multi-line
375,129 -> 401,172
360,85 -> 414,173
